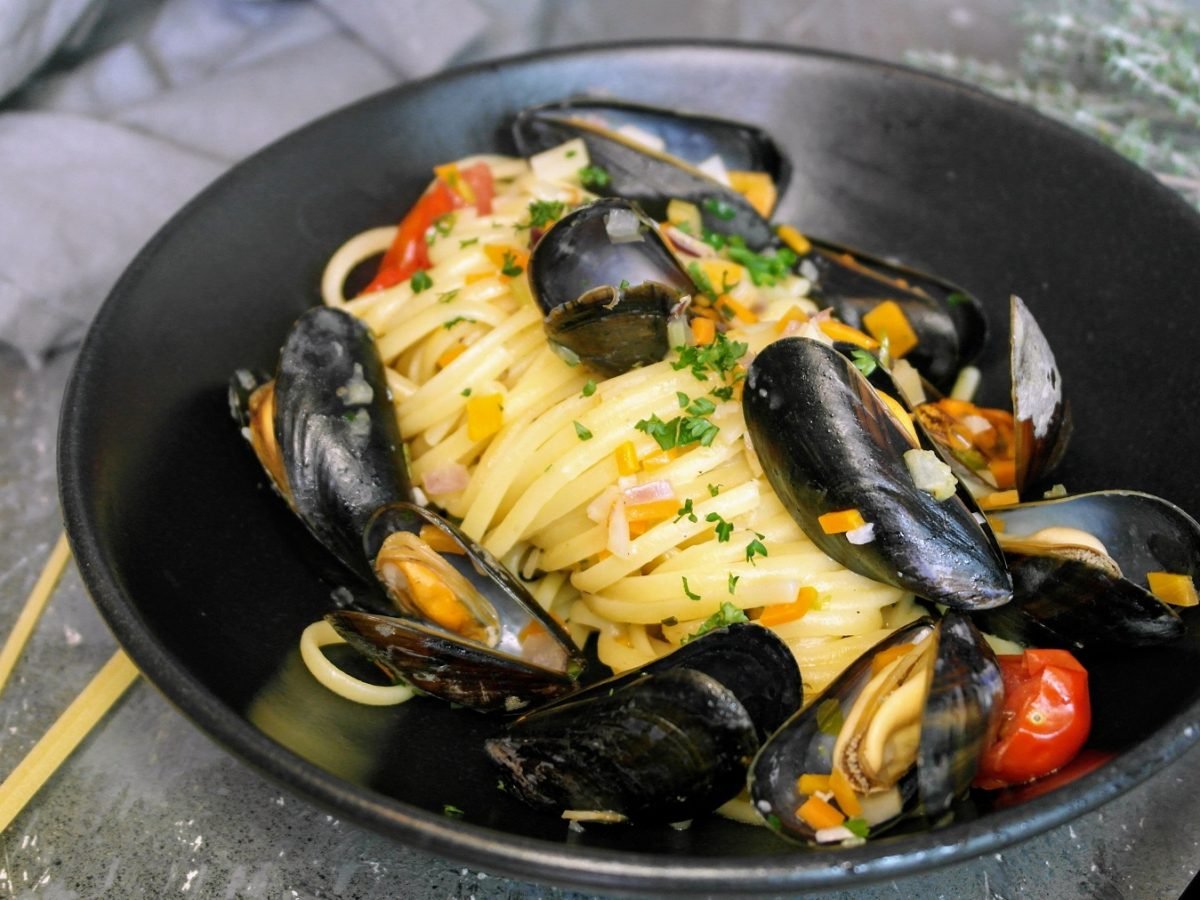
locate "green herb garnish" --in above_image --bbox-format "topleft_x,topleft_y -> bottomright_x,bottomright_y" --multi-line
683,601 -> 749,643
442,315 -> 473,329
500,250 -> 524,277
682,576 -> 702,601
844,818 -> 871,838
672,333 -> 748,382
727,572 -> 740,594
745,533 -> 768,565
573,421 -> 593,441
443,804 -> 465,818
410,270 -> 433,293
578,164 -> 611,190
675,498 -> 698,523
726,245 -> 798,286
706,511 -> 734,543
850,349 -> 878,377
582,379 -> 597,397
707,483 -> 722,496
459,237 -> 479,248
687,262 -> 719,302
437,288 -> 459,304
701,196 -> 737,221
521,199 -> 566,229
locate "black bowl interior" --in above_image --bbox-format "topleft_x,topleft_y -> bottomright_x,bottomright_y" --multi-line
58,42 -> 1200,895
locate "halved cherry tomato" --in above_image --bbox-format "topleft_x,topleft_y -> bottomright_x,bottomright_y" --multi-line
974,648 -> 1091,790
362,162 -> 495,294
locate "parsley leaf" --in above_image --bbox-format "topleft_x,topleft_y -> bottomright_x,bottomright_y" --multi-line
681,576 -> 701,601
706,511 -> 734,542
500,251 -> 524,277
745,533 -> 768,565
844,818 -> 871,838
442,804 -> 465,818
459,237 -> 479,248
578,164 -> 611,190
521,199 -> 566,229
850,349 -> 878,377
675,498 -> 698,523
460,387 -> 471,397
573,421 -> 593,441
682,601 -> 749,643
707,483 -> 722,496
671,333 -> 748,383
727,572 -> 740,594
687,262 -> 719,302
443,315 -> 474,329
581,379 -> 597,397
701,196 -> 737,221
411,270 -> 433,293
726,245 -> 798,286
437,288 -> 459,304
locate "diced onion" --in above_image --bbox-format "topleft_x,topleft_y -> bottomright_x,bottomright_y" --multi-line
622,478 -> 675,505
604,208 -> 644,243
422,462 -> 470,495
608,497 -> 632,558
587,485 -> 620,523
845,522 -> 876,545
950,365 -> 982,402
903,448 -> 958,501
696,153 -> 731,186
815,825 -> 857,844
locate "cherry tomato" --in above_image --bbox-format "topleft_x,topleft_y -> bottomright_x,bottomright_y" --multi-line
973,648 -> 1091,790
992,749 -> 1114,809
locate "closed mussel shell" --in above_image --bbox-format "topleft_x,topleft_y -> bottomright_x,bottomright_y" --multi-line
744,337 -> 1011,609
486,667 -> 759,823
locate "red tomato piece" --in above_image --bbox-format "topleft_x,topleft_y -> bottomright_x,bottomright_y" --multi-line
974,648 -> 1092,790
458,161 -> 494,216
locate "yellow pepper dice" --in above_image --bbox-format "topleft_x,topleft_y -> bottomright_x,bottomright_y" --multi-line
614,441 -> 640,475
466,393 -> 504,441
776,224 -> 812,256
861,300 -> 919,358
1147,571 -> 1200,607
976,489 -> 1020,510
818,319 -> 879,351
818,508 -> 866,535
796,773 -> 831,795
728,170 -> 777,218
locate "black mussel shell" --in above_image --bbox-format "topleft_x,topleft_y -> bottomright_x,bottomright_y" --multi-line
228,368 -> 270,428
244,307 -> 411,582
326,609 -> 579,713
513,106 -> 775,248
362,501 -> 585,679
918,610 -> 1003,817
514,98 -> 790,190
974,491 -> 1193,653
486,667 -> 758,822
529,199 -> 693,376
525,623 -> 802,742
744,337 -> 1011,609
801,238 -> 986,391
749,619 -> 933,843
1010,296 -> 1071,492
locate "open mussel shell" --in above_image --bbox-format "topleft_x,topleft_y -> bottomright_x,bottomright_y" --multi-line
750,613 -> 1001,843
230,306 -> 412,582
1010,295 -> 1071,492
529,198 -> 693,376
744,336 -> 1011,609
363,501 -> 584,674
528,623 -> 802,742
486,667 -> 758,823
514,98 -> 791,189
513,103 -> 776,247
971,491 -> 1192,653
802,238 -> 987,391
326,608 -> 580,713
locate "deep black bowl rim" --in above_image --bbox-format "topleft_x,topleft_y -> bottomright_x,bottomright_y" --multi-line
57,39 -> 1200,895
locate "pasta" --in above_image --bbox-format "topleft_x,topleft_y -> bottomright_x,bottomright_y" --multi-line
315,146 -> 922,700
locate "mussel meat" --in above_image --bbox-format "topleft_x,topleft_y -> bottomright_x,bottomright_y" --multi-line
743,336 -> 1012,609
749,612 -> 1003,843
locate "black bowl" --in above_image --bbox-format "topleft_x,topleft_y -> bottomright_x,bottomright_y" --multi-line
58,42 -> 1200,894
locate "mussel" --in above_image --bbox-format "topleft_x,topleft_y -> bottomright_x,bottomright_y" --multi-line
486,624 -> 801,822
528,198 -> 694,376
743,336 -> 1012,610
326,502 -> 586,711
749,612 -> 1003,844
514,98 -> 783,247
513,97 -> 987,389
229,306 -> 411,584
914,295 -> 1071,495
231,309 -> 585,711
971,491 -> 1191,653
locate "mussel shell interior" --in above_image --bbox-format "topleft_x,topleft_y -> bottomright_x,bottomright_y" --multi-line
917,610 -> 1004,817
271,306 -> 412,582
487,667 -> 759,822
743,337 -> 1011,609
363,502 -> 584,675
749,619 -> 934,843
1010,295 -> 1071,492
326,609 -> 578,713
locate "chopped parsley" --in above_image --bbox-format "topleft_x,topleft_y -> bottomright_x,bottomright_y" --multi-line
726,245 -> 798,286
850,349 -> 878,377
581,379 -> 597,397
701,227 -> 748,253
500,251 -> 524,277
442,804 -> 465,818
428,212 -> 457,243
675,498 -> 698,524
710,385 -> 735,402
618,278 -> 631,292
573,421 -> 593,441
681,576 -> 702,601
946,291 -> 970,307
706,511 -> 734,543
443,315 -> 474,329
410,270 -> 433,293
701,196 -> 737,221
671,333 -> 748,383
745,533 -> 768,564
437,288 -> 459,304
844,818 -> 871,838
460,387 -> 471,397
682,601 -> 749,643
687,262 -> 719,302
521,199 -> 566,229
634,412 -> 719,451
459,237 -> 479,248
727,572 -> 740,594
578,164 -> 611,190
707,483 -> 722,496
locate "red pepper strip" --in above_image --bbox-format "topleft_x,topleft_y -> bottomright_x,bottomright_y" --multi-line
458,161 -> 494,216
363,180 -> 458,294
974,648 -> 1092,790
